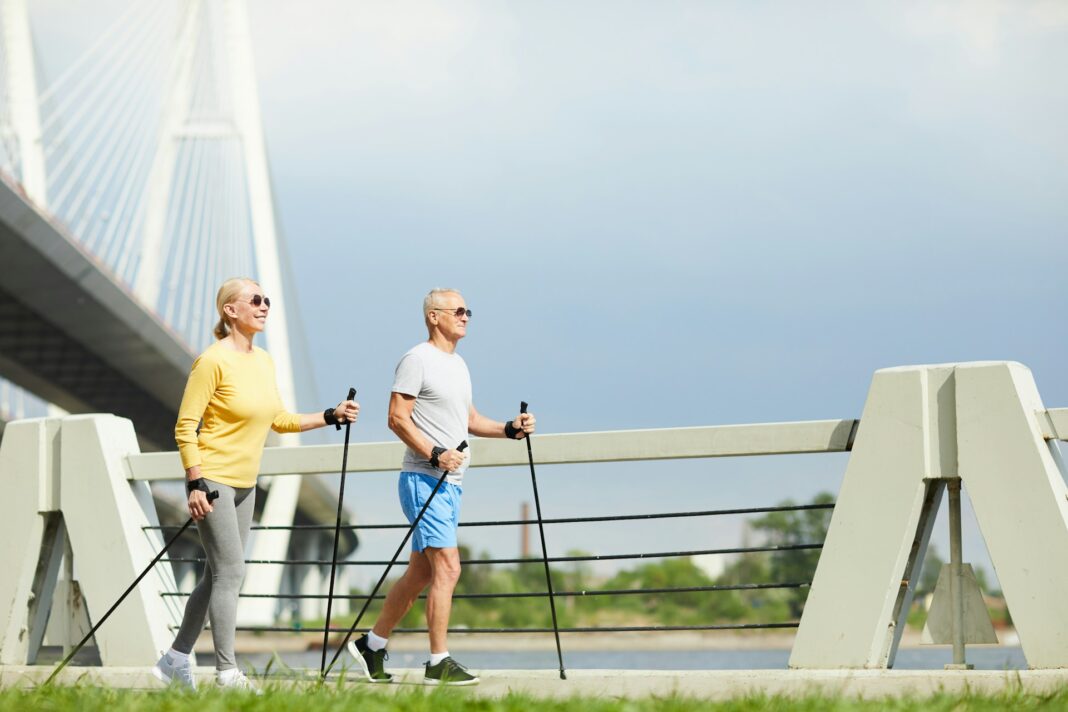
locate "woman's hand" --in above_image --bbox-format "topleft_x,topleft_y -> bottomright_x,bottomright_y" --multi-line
334,399 -> 360,425
188,489 -> 213,521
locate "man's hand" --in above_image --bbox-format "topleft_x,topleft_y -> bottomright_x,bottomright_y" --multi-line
438,448 -> 467,472
513,411 -> 536,439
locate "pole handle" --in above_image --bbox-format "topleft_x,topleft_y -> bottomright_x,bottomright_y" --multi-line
335,387 -> 357,430
208,490 -> 219,503
458,440 -> 468,452
520,401 -> 528,414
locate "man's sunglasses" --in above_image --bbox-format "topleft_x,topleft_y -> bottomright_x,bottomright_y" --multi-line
248,295 -> 271,308
432,307 -> 472,318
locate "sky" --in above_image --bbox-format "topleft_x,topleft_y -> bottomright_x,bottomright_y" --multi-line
240,1 -> 1068,585
27,1 -> 1068,588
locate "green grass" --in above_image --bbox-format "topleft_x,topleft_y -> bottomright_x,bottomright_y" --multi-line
1,685 -> 1067,712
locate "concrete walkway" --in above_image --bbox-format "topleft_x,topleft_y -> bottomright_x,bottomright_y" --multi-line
3,666 -> 1067,699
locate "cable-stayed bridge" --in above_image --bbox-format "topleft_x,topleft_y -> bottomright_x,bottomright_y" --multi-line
0,0 -> 352,625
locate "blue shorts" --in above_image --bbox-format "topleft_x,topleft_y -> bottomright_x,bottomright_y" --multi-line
398,471 -> 462,552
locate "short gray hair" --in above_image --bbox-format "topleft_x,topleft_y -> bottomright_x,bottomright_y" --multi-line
423,288 -> 462,317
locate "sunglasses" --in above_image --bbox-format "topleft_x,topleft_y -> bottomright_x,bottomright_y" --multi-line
248,295 -> 271,308
432,307 -> 472,318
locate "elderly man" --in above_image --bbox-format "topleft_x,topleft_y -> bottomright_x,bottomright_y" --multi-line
348,288 -> 535,686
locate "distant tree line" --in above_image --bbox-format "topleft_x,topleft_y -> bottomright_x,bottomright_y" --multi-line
343,492 -> 839,630
334,491 -> 1005,632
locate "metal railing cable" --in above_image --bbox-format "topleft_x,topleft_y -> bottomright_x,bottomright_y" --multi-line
144,502 -> 834,532
160,542 -> 823,567
160,580 -> 810,601
185,622 -> 802,634
156,494 -> 834,643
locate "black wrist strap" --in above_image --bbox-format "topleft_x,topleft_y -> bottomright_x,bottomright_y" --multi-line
505,420 -> 522,439
430,446 -> 446,469
186,478 -> 210,495
324,407 -> 339,426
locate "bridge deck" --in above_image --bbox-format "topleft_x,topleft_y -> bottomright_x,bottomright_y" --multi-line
0,178 -> 194,448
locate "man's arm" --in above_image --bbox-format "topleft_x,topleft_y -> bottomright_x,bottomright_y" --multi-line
468,404 -> 536,439
388,392 -> 465,471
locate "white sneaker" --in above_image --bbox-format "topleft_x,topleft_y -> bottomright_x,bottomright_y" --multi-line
217,669 -> 263,694
152,651 -> 197,690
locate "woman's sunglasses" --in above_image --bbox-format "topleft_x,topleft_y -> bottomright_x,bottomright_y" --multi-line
248,295 -> 271,308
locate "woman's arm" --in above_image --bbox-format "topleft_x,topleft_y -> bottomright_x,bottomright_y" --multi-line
175,355 -> 222,473
294,399 -> 360,431
175,355 -> 221,520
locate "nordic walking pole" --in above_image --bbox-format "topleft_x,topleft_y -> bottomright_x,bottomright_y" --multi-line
325,440 -> 469,676
521,401 -> 566,679
44,490 -> 220,686
321,387 -> 357,677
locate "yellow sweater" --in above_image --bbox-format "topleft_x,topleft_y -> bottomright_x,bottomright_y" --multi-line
175,342 -> 301,488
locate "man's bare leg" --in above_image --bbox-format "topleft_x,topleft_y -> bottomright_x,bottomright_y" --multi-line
371,551 -> 432,638
423,546 -> 461,653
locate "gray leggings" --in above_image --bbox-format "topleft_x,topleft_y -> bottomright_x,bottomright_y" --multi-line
171,481 -> 255,670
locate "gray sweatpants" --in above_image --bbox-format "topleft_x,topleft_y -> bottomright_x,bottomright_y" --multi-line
171,481 -> 255,670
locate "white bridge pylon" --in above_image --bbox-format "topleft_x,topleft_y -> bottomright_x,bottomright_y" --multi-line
1,362 -> 1066,668
0,0 -> 46,206
0,0 -> 309,625
134,0 -> 309,627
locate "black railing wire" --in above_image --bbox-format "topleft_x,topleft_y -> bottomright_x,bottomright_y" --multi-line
158,501 -> 833,639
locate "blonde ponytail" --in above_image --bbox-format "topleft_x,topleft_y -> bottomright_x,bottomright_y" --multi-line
213,277 -> 258,340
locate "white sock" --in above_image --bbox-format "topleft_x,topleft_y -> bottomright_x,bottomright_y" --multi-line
167,648 -> 190,664
429,651 -> 449,666
217,668 -> 240,683
367,631 -> 388,651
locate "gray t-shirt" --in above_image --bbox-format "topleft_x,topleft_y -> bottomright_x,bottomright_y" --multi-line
393,341 -> 473,486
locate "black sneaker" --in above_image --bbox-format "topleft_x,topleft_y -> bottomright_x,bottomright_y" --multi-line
423,656 -> 479,686
346,634 -> 393,683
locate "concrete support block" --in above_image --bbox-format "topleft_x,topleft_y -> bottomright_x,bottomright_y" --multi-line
791,362 -> 1068,669
954,363 -> 1068,668
43,578 -> 91,651
0,419 -> 59,664
1,415 -> 183,666
240,473 -> 300,625
790,366 -> 947,668
335,566 -> 351,616
921,564 -> 997,645
299,538 -> 323,622
57,415 -> 182,665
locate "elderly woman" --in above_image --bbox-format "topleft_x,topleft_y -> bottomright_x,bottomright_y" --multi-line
152,277 -> 358,691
